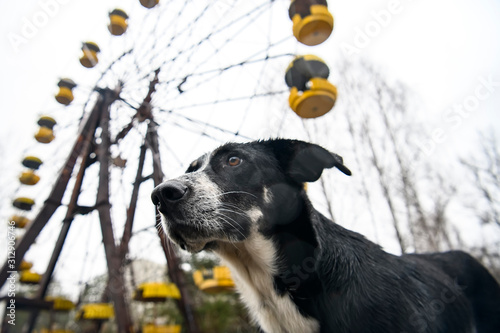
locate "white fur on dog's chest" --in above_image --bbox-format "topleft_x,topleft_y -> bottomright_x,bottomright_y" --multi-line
217,231 -> 320,333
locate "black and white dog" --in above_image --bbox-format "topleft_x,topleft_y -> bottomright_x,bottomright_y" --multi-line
151,139 -> 500,333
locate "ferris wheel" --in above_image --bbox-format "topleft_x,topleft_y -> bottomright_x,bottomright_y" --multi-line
1,1 -> 338,332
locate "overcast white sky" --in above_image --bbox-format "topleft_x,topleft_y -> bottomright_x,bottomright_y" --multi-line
1,0 -> 499,157
0,0 -> 499,298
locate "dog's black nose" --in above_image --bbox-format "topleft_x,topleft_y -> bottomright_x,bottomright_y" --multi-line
151,180 -> 189,207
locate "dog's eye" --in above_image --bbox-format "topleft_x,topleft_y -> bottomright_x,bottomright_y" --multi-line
228,156 -> 241,167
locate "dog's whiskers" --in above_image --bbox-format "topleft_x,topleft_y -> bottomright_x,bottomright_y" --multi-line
215,219 -> 240,250
199,191 -> 257,200
214,212 -> 247,240
219,191 -> 257,198
218,202 -> 249,214
218,207 -> 250,218
155,215 -> 164,235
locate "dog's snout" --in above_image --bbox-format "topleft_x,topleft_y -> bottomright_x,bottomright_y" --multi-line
151,180 -> 189,207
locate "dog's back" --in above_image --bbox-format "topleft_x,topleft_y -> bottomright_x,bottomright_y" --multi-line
408,251 -> 500,332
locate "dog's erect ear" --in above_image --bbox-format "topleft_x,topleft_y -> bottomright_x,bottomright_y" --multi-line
262,139 -> 351,183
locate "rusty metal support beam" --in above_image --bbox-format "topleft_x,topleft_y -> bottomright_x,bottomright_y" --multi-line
95,88 -> 134,333
119,142 -> 148,260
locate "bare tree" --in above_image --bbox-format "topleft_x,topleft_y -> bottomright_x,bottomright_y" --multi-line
460,130 -> 500,278
461,131 -> 500,227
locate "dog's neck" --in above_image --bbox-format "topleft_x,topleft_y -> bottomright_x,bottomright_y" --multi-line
216,232 -> 278,292
215,232 -> 320,333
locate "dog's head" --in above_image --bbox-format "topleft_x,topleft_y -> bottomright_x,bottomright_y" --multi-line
151,139 -> 351,253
